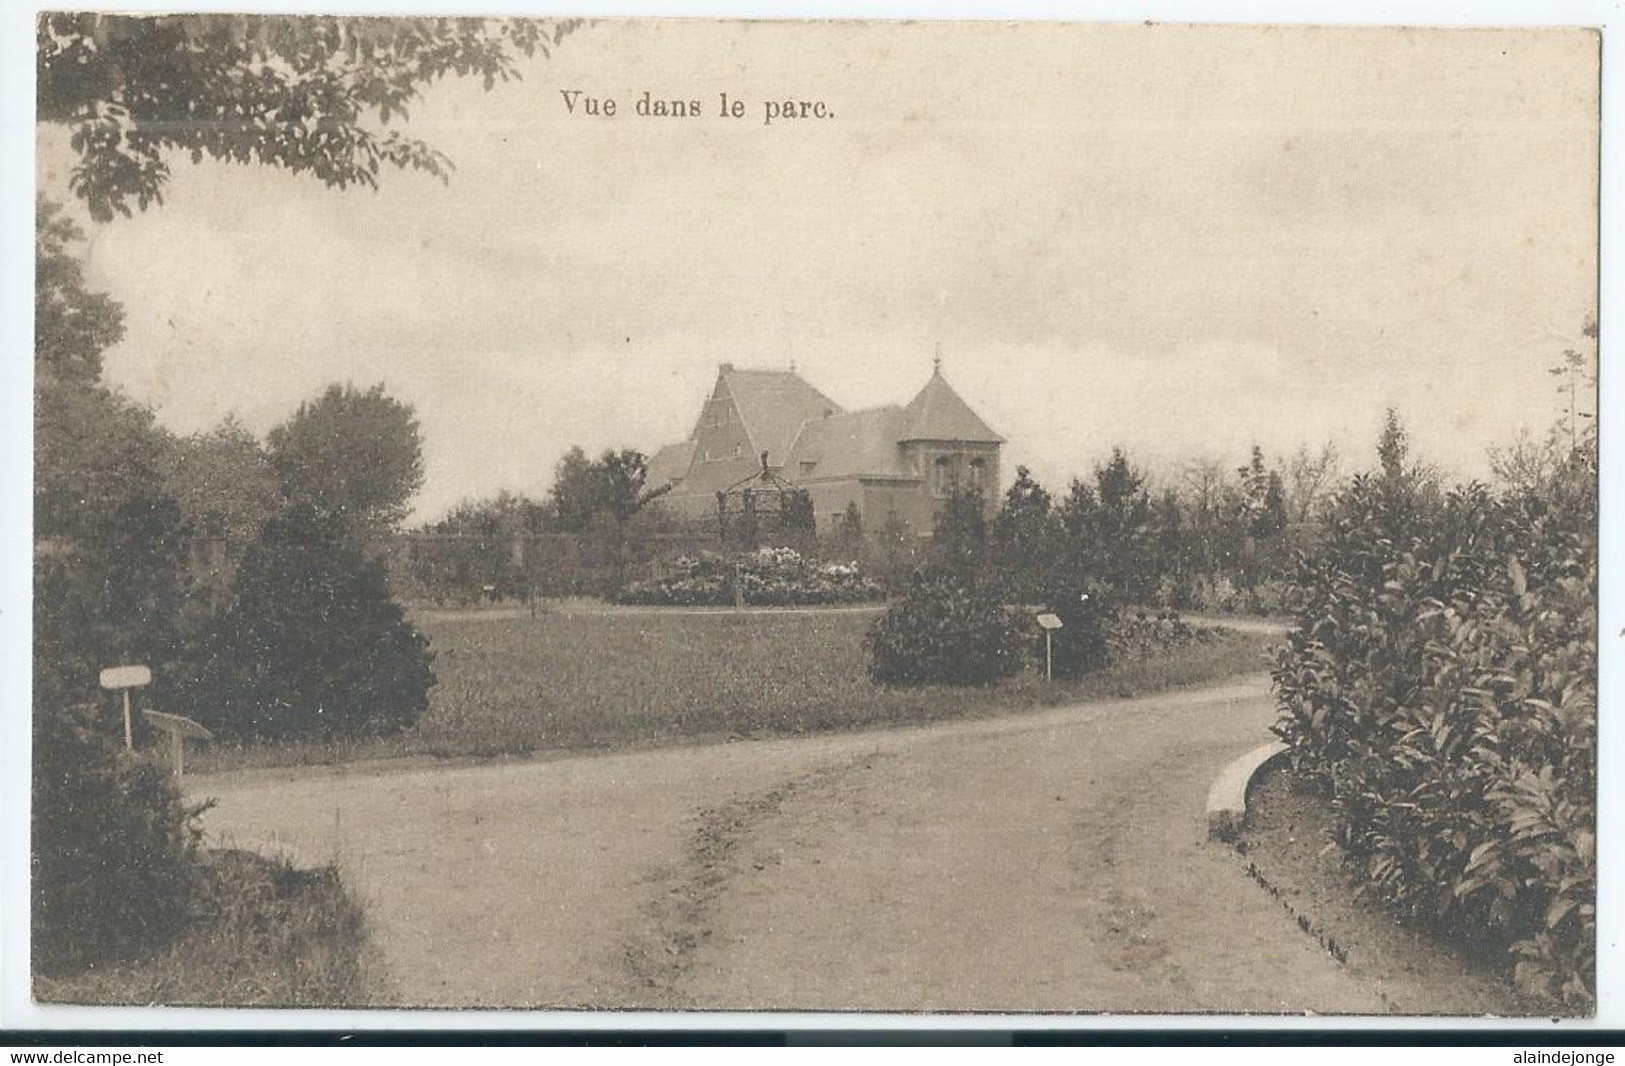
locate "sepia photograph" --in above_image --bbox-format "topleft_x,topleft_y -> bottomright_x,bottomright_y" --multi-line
23,12 -> 1600,1020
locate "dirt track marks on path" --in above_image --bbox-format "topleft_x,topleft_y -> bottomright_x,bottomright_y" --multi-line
619,755 -> 887,1005
664,684 -> 1389,1013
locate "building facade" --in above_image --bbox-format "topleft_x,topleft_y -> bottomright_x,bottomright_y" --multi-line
646,362 -> 1004,535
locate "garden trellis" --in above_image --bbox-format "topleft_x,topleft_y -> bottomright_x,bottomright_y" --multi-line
715,450 -> 801,549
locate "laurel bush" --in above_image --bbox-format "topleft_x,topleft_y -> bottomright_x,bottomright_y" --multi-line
865,566 -> 1024,686
1272,458 -> 1596,1008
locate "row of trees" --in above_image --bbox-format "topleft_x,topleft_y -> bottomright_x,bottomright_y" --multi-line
401,446 -> 689,601
409,399 -> 1578,624
407,419 -> 1432,614
407,428 -> 1341,609
932,440 -> 1343,610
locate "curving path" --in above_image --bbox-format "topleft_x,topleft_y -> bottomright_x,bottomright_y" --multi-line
192,674 -> 1404,1013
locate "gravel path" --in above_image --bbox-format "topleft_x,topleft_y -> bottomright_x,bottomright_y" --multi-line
1177,613 -> 1293,636
191,675 -> 1400,1012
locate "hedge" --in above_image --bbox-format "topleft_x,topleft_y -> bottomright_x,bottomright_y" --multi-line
1272,462 -> 1596,1008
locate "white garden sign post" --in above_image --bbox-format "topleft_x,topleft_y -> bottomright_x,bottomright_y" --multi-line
1036,613 -> 1063,683
98,664 -> 151,750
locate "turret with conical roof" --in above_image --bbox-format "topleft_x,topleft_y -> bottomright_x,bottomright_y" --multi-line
900,367 -> 1004,444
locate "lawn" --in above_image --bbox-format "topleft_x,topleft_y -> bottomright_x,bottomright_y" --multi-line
190,607 -> 1278,773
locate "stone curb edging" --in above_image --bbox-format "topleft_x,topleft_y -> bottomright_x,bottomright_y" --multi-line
1206,740 -> 1289,842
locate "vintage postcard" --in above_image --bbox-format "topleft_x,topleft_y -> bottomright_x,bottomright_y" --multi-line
27,14 -> 1599,1018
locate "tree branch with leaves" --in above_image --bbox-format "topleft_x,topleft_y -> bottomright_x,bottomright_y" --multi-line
37,13 -> 577,221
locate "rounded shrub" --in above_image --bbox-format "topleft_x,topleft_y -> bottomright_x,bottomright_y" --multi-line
865,566 -> 1023,686
189,505 -> 434,741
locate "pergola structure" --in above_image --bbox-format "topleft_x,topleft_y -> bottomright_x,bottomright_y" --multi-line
715,450 -> 798,548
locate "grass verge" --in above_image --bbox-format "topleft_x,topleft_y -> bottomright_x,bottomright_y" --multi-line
34,848 -> 381,1007
191,609 -> 1277,774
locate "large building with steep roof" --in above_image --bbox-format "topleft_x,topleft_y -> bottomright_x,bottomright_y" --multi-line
647,361 -> 1004,535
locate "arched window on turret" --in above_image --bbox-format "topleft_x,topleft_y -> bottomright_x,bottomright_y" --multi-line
967,456 -> 986,494
932,454 -> 955,499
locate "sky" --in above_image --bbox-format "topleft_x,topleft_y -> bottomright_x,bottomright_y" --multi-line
35,19 -> 1600,521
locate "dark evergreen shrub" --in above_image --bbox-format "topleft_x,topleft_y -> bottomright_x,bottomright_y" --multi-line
1034,585 -> 1119,677
190,506 -> 434,741
865,566 -> 1023,686
32,702 -> 205,975
930,485 -> 989,577
782,488 -> 817,540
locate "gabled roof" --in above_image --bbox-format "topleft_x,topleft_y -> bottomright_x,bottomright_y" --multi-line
648,363 -> 1002,495
785,406 -> 918,481
721,367 -> 844,465
646,440 -> 696,489
900,370 -> 1004,443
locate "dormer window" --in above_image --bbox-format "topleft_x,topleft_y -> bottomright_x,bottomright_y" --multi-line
800,460 -> 818,476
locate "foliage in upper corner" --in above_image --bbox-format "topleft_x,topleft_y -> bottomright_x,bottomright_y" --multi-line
36,13 -> 579,221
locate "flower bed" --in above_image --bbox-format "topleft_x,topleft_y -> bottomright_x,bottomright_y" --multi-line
614,547 -> 887,607
1111,608 -> 1217,659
